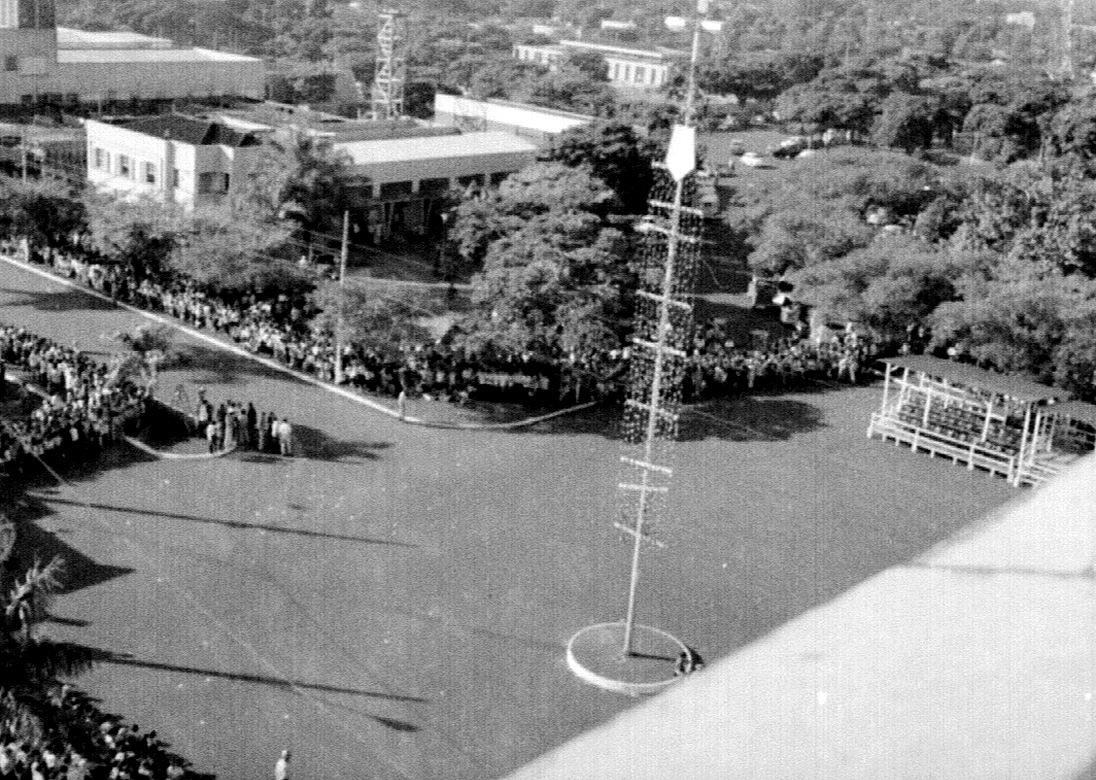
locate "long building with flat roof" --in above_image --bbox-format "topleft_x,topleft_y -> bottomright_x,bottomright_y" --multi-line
433,93 -> 595,149
513,39 -> 687,90
0,0 -> 263,111
86,108 -> 537,243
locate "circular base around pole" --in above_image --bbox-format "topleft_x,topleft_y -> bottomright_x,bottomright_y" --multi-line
566,622 -> 688,697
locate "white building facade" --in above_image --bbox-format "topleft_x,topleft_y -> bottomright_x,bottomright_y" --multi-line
513,39 -> 684,89
433,94 -> 594,149
86,116 -> 262,210
86,111 -> 539,240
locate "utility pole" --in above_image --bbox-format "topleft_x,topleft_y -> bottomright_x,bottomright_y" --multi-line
333,209 -> 349,385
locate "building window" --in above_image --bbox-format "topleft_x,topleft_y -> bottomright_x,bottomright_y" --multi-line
118,154 -> 131,178
198,172 -> 228,194
143,161 -> 156,184
4,56 -> 17,72
634,66 -> 646,84
93,148 -> 103,169
222,173 -> 231,191
173,168 -> 180,188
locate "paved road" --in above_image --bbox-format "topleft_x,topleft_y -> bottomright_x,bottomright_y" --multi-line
0,260 -> 1014,780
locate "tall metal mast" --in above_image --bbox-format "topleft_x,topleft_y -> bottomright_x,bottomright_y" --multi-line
617,0 -> 709,657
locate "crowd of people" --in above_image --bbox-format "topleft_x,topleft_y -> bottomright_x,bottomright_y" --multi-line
190,392 -> 294,456
0,324 -> 149,475
10,235 -> 883,414
685,320 -> 875,402
0,685 -> 197,780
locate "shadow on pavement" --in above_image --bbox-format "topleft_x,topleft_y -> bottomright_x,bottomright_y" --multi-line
0,284 -> 118,314
290,423 -> 392,462
84,650 -> 423,732
28,495 -> 418,548
1073,757 -> 1096,780
678,396 -> 826,442
167,341 -> 310,390
5,494 -> 134,594
519,393 -> 827,443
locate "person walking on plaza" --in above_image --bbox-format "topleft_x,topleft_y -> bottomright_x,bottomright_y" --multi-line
397,389 -> 407,421
268,413 -> 280,454
277,417 -> 293,456
274,750 -> 291,780
246,402 -> 257,449
257,411 -> 269,453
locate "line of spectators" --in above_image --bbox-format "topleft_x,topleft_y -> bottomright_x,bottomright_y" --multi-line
0,684 -> 197,780
685,320 -> 874,402
0,324 -> 149,475
11,238 -> 879,412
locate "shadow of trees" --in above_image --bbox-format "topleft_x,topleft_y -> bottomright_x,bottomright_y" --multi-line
32,494 -> 416,548
0,284 -> 119,314
3,491 -> 134,594
80,647 -> 423,732
289,423 -> 392,462
520,393 -> 827,443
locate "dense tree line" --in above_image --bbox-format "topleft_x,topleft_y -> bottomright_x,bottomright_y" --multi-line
729,143 -> 1096,396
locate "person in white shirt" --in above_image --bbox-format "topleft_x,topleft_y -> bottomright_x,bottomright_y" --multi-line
274,750 -> 291,780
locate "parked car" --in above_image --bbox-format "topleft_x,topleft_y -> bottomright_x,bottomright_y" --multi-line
739,152 -> 767,168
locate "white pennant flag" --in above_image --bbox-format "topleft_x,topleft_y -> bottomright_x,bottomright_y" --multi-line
665,124 -> 696,182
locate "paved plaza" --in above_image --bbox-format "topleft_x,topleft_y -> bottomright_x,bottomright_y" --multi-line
0,260 -> 1014,780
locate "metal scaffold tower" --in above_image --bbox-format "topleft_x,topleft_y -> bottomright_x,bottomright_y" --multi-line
567,0 -> 716,697
371,9 -> 406,121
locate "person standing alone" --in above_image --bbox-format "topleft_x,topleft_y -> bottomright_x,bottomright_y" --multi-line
274,750 -> 290,780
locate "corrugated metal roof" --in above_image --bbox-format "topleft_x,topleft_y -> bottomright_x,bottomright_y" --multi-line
881,355 -> 1060,403
335,131 -> 537,165
57,48 -> 260,64
56,27 -> 173,50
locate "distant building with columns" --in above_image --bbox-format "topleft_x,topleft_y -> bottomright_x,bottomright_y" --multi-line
513,39 -> 686,89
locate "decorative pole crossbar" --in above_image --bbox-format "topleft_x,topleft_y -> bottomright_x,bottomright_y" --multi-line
615,0 -> 713,657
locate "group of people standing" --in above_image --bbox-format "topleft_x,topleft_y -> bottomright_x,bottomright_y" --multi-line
0,323 -> 149,475
192,393 -> 294,456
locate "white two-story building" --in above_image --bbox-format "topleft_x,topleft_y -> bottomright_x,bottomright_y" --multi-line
86,115 -> 264,210
86,108 -> 539,241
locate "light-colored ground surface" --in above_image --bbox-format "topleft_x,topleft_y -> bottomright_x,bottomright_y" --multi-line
1,260 -> 1014,780
506,455 -> 1096,780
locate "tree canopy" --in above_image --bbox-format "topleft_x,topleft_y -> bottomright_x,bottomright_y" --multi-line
168,205 -> 301,293
235,128 -> 355,257
457,163 -> 636,365
546,122 -> 654,215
